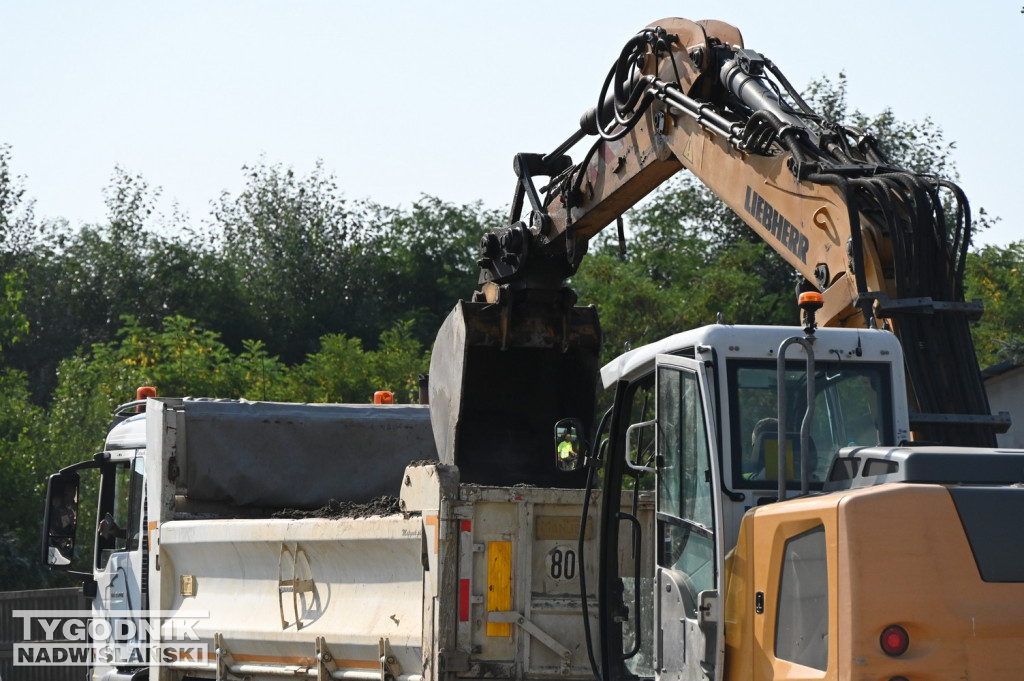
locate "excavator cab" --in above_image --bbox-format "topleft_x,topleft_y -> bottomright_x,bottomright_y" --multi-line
584,321 -> 909,681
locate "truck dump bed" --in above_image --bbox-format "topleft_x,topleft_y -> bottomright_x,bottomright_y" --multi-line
151,460 -> 653,681
156,513 -> 424,679
174,399 -> 436,509
146,400 -> 653,681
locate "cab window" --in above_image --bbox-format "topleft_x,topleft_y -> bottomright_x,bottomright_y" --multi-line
96,457 -> 144,569
728,360 -> 893,490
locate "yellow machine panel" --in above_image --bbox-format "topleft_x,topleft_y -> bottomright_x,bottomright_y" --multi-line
725,484 -> 1024,680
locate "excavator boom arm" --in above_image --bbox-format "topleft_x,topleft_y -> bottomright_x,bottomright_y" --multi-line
432,17 -> 1003,476
472,17 -> 1001,445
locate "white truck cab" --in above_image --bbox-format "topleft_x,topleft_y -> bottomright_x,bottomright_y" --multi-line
42,398 -> 151,679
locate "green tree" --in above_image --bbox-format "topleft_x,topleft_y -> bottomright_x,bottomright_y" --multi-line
2,165 -> 242,402
1,270 -> 29,354
42,315 -> 249,474
0,143 -> 35,252
237,339 -> 288,401
572,251 -> 686,357
282,320 -> 428,404
0,269 -> 47,590
214,160 -> 367,362
284,333 -> 373,403
369,320 -> 429,404
359,197 -> 497,347
803,72 -> 960,179
965,242 -> 1024,367
0,367 -> 45,590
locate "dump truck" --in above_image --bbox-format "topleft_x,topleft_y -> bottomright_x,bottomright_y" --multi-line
41,395 -> 641,681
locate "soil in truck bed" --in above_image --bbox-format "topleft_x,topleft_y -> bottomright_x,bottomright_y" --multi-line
272,495 -> 402,520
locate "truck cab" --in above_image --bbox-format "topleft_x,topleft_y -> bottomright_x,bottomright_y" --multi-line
94,409 -> 149,616
42,399 -> 151,677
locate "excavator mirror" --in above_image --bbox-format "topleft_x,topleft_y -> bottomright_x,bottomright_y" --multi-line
554,418 -> 584,472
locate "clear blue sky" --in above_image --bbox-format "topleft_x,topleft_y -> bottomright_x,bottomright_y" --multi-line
1,1 -> 1020,246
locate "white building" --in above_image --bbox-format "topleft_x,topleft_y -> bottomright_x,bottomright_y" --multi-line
983,361 -> 1024,449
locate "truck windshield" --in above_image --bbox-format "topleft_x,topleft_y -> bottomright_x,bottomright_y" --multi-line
727,359 -> 894,490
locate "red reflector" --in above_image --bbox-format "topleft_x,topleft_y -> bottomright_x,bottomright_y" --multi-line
880,625 -> 909,656
459,579 -> 471,622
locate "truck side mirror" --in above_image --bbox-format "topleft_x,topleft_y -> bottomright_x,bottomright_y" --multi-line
42,473 -> 80,569
554,418 -> 585,472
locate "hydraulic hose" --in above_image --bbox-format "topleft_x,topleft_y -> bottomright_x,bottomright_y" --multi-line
720,57 -> 813,140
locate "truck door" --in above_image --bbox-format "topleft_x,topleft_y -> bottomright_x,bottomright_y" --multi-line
93,455 -> 147,661
654,355 -> 724,681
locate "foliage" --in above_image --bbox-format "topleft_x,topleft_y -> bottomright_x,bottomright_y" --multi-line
357,197 -> 495,348
803,72 -> 960,180
573,251 -> 685,357
0,143 -> 35,249
0,270 -> 48,590
284,320 -> 427,404
0,70 -> 1021,589
42,313 -> 426,451
213,160 -> 364,361
1,269 -> 29,354
368,320 -> 429,404
284,332 -> 372,403
0,160 -> 489,401
2,170 -> 239,401
965,242 -> 1024,367
0,367 -> 46,590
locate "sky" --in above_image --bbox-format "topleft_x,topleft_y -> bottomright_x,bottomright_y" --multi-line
1,1 -> 1020,247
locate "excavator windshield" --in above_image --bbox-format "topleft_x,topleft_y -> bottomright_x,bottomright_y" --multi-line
727,359 -> 895,490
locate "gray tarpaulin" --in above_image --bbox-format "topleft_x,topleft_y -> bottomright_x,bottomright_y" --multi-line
180,400 -> 436,509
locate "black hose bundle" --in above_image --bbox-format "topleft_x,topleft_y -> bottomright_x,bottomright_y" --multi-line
805,160 -> 990,445
710,52 -> 991,443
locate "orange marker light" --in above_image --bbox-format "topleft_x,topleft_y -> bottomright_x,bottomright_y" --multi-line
798,291 -> 824,307
373,391 -> 394,404
135,386 -> 157,412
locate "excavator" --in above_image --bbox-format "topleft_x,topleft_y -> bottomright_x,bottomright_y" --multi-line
429,16 -> 1024,681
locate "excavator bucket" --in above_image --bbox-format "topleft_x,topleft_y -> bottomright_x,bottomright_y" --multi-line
429,298 -> 601,487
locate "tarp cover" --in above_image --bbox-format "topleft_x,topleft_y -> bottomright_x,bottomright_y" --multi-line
181,400 -> 436,509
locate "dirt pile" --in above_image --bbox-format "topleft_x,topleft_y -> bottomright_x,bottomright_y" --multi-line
272,495 -> 401,519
